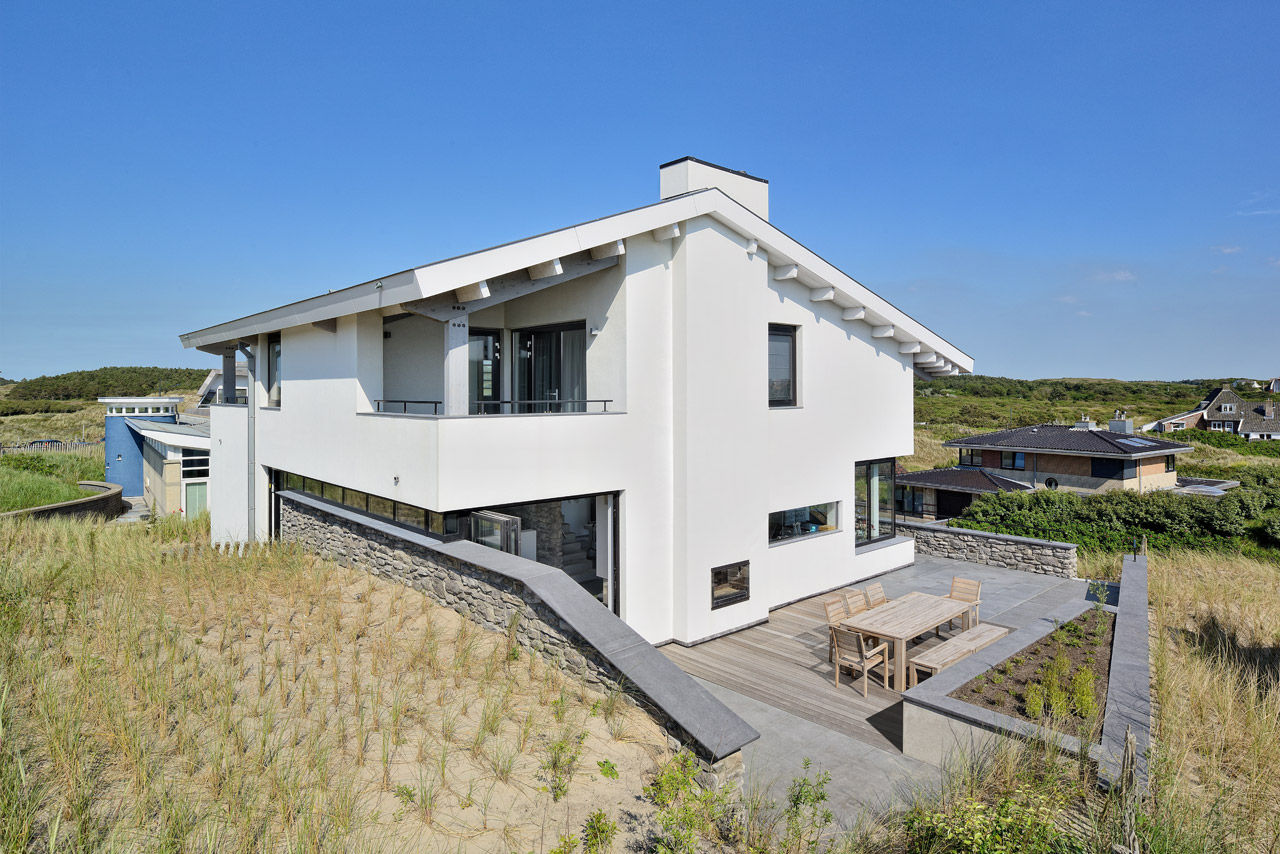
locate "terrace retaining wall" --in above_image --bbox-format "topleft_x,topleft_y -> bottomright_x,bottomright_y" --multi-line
0,480 -> 124,522
897,519 -> 1077,578
277,490 -> 756,787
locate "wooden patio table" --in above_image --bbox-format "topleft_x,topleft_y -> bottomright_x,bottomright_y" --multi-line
840,591 -> 974,692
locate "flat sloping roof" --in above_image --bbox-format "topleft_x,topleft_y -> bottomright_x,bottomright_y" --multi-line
945,424 -> 1192,458
896,467 -> 1033,494
124,417 -> 211,450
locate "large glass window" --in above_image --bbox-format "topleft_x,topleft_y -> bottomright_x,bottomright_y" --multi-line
1000,451 -> 1025,471
855,459 -> 896,545
710,561 -> 750,610
894,485 -> 925,515
958,448 -> 982,467
768,324 -> 796,407
180,448 -> 209,479
768,501 -> 838,543
266,332 -> 282,407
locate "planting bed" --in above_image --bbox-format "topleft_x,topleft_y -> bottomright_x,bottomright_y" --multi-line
949,608 -> 1115,730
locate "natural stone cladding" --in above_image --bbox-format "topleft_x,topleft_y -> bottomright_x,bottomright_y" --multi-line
278,494 -> 750,790
897,520 -> 1077,578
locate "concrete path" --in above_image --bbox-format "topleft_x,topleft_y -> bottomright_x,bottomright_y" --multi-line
111,495 -> 151,524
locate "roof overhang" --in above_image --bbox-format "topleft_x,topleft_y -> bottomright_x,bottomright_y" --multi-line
124,421 -> 211,451
179,189 -> 972,373
941,440 -> 1193,460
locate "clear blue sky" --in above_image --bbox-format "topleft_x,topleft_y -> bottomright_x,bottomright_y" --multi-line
1,1 -> 1276,382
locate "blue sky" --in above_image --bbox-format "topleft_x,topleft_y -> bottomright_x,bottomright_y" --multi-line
1,1 -> 1276,382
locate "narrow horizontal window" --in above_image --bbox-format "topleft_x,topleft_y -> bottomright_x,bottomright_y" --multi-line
769,501 -> 839,543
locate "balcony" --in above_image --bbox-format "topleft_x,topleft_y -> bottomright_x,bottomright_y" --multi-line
374,398 -> 616,416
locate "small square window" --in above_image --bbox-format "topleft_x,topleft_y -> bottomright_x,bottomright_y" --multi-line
711,561 -> 749,610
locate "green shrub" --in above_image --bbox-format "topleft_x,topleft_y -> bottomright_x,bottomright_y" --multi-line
1024,683 -> 1045,718
904,787 -> 1085,853
1262,515 -> 1280,547
1176,429 -> 1280,458
8,367 -> 207,400
581,809 -> 618,854
1070,669 -> 1097,719
0,400 -> 83,417
950,486 -> 1275,553
0,452 -> 103,482
644,751 -> 729,854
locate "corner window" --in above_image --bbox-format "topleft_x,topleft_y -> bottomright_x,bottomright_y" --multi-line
768,324 -> 796,407
266,332 -> 282,407
958,448 -> 982,467
769,501 -> 838,543
1165,455 -> 1176,473
855,459 -> 896,545
1000,451 -> 1025,471
711,561 -> 749,610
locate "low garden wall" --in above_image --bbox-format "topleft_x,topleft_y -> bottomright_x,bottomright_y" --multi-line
0,480 -> 124,522
277,491 -> 757,787
902,554 -> 1152,793
897,519 -> 1077,578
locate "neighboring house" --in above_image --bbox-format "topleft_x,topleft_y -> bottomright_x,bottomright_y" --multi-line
1233,379 -> 1261,390
178,157 -> 972,645
100,397 -> 211,516
1269,377 -> 1280,394
939,414 -> 1193,496
1149,385 -> 1279,440
894,466 -> 1030,520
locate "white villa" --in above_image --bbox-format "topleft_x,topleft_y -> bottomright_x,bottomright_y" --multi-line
180,158 -> 972,645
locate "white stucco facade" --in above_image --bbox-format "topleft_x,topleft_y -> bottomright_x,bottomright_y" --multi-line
187,159 -> 970,644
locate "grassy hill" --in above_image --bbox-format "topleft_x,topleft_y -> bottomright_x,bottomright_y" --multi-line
8,366 -> 208,400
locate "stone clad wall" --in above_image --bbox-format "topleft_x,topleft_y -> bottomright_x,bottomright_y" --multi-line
278,495 -> 749,788
896,520 -> 1076,578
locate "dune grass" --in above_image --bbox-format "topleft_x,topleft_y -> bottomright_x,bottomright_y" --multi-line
1147,550 -> 1280,852
0,468 -> 90,513
0,515 -> 669,851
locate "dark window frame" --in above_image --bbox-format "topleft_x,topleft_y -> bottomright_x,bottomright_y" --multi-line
854,457 -> 897,546
767,324 -> 797,407
1165,454 -> 1176,473
958,448 -> 982,467
768,501 -> 839,544
266,332 -> 282,408
1000,451 -> 1025,471
710,560 -> 750,610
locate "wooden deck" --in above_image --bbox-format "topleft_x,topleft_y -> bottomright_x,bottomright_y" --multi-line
661,585 -> 966,752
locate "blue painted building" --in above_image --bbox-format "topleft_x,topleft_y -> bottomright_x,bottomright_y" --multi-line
99,397 -> 182,496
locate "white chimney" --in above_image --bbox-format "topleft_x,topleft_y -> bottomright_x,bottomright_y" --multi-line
659,157 -> 769,219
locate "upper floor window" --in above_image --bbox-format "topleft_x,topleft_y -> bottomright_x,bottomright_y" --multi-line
1000,451 -> 1025,471
1222,403 -> 1235,413
768,324 -> 796,407
958,448 -> 982,467
266,332 -> 282,407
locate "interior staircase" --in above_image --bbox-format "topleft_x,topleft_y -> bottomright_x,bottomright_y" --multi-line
560,524 -> 596,586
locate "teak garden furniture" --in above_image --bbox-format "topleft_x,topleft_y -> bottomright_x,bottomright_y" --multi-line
946,577 -> 982,630
823,597 -> 850,661
841,591 -> 974,691
907,623 -> 1008,687
830,626 -> 889,697
864,581 -> 890,609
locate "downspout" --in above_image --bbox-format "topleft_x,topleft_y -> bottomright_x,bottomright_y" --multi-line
238,342 -> 256,542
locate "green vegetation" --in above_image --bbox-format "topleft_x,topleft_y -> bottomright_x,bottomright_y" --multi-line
1174,428 -> 1280,458
951,486 -> 1280,555
0,400 -> 84,417
8,366 -> 208,400
0,451 -> 104,513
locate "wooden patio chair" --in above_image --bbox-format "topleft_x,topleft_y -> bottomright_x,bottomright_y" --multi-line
823,597 -> 850,661
841,591 -> 880,645
864,581 -> 890,609
946,577 -> 982,630
831,626 -> 889,697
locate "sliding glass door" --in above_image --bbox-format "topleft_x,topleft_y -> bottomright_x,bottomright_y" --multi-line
515,322 -> 586,413
468,328 -> 502,414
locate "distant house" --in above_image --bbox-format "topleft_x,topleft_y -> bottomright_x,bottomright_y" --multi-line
1270,377 -> 1280,394
1234,379 -> 1261,390
895,466 -> 1030,520
99,397 -> 211,517
920,414 -> 1193,506
1148,385 -> 1279,441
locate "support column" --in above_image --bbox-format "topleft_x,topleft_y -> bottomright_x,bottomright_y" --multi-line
221,350 -> 238,403
442,307 -> 469,416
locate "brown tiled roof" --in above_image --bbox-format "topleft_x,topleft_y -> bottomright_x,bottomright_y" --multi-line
896,467 -> 1033,494
944,424 -> 1192,457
